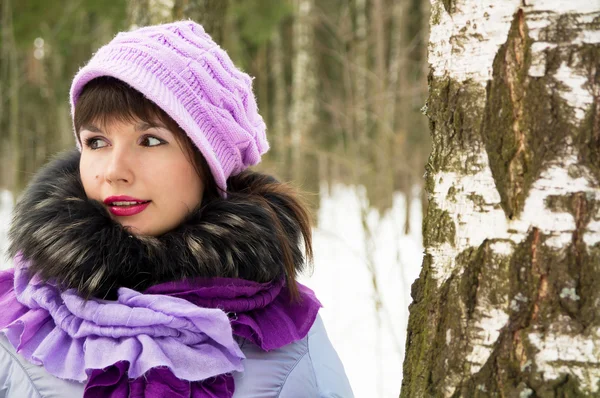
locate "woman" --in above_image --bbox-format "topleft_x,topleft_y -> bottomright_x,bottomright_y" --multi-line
0,21 -> 353,397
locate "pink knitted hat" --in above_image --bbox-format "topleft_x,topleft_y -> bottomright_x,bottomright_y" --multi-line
69,20 -> 269,196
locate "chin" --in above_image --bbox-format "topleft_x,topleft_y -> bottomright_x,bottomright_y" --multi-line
118,217 -> 177,237
121,223 -> 151,236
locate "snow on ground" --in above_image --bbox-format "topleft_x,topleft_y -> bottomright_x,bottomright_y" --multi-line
300,183 -> 423,398
0,186 -> 424,397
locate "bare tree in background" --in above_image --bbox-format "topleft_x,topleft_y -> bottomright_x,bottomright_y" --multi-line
402,0 -> 600,396
0,0 -> 19,190
370,0 -> 394,208
173,0 -> 229,43
271,24 -> 289,168
128,0 -> 174,27
290,0 -> 317,183
128,0 -> 229,40
353,0 -> 369,166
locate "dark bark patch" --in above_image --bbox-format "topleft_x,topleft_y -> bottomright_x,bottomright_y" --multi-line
401,254 -> 443,397
442,0 -> 455,15
545,192 -> 599,327
423,201 -> 456,247
481,9 -> 573,220
426,75 -> 486,178
575,44 -> 600,185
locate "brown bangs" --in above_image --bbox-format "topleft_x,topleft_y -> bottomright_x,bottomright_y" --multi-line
74,76 -> 178,136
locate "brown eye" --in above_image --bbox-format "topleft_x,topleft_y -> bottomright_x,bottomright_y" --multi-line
141,136 -> 165,147
84,137 -> 108,150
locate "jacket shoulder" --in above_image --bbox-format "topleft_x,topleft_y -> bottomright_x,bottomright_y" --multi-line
0,333 -> 84,398
234,313 -> 354,398
283,314 -> 354,398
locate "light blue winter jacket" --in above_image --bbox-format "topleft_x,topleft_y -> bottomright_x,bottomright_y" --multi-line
0,313 -> 353,398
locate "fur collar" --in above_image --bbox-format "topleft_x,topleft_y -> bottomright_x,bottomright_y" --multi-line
8,150 -> 304,300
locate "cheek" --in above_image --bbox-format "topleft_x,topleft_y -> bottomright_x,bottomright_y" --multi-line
79,155 -> 101,198
158,160 -> 204,206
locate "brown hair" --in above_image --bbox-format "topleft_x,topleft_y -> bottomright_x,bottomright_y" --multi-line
73,76 -> 312,299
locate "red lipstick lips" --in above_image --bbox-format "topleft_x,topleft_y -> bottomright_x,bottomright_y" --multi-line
103,195 -> 151,217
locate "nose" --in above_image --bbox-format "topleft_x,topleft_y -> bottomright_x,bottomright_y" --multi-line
104,146 -> 134,184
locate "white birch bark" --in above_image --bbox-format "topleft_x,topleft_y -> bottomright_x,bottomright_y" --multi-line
402,0 -> 600,396
386,0 -> 407,134
354,0 -> 368,150
271,27 -> 288,167
290,0 -> 317,181
387,0 -> 412,233
128,0 -> 174,29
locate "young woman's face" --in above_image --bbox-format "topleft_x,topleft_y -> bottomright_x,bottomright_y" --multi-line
79,118 -> 204,236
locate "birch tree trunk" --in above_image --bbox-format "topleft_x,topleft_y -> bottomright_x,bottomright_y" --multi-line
402,0 -> 600,396
370,0 -> 394,209
387,0 -> 411,233
173,0 -> 229,43
290,0 -> 317,182
271,26 -> 288,169
354,0 -> 369,155
128,0 -> 174,28
0,0 -> 20,192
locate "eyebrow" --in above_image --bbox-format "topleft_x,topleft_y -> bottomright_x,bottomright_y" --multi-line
80,121 -> 167,134
81,124 -> 104,133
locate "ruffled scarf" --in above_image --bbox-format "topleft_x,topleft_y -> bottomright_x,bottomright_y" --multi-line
0,150 -> 321,397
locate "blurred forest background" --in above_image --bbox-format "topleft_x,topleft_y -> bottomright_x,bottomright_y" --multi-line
1,1 -> 431,394
0,0 -> 430,230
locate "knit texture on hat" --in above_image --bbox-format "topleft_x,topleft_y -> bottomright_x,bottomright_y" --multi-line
70,21 -> 269,195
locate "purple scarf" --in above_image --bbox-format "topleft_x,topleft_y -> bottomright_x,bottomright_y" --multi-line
0,255 -> 321,397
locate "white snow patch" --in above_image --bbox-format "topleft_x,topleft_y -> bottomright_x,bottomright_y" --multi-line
528,332 -> 600,393
300,182 -> 423,398
466,308 -> 510,373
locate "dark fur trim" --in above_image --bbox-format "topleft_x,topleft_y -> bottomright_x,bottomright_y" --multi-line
8,150 -> 305,299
